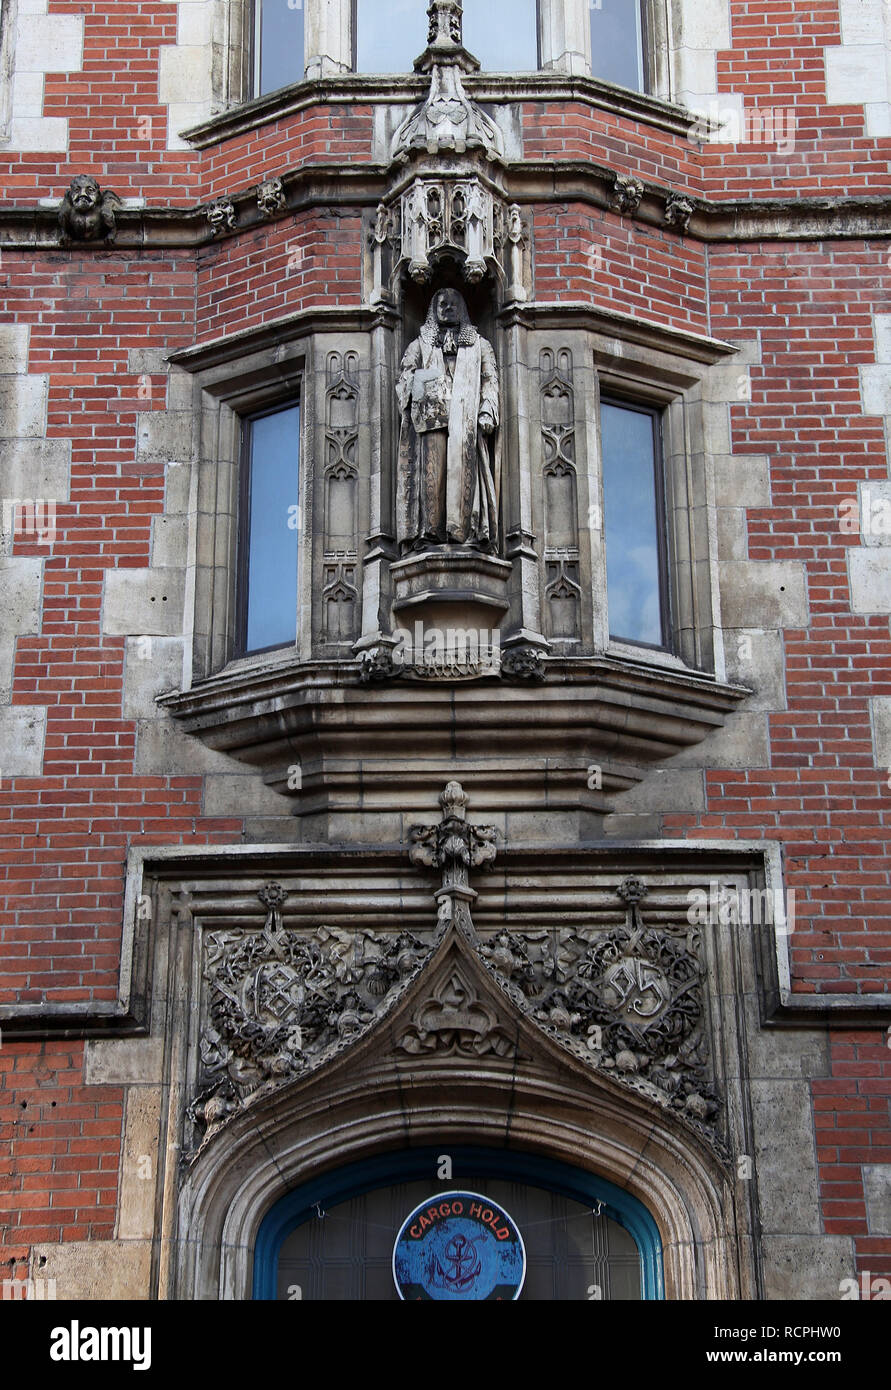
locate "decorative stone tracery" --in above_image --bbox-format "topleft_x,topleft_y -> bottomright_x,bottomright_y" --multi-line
188,788 -> 721,1148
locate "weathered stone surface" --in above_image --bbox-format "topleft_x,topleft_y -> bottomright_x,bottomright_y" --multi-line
122,636 -> 186,720
118,1087 -> 163,1241
0,705 -> 46,777
30,1240 -> 152,1301
203,773 -> 292,817
102,569 -> 185,636
751,1081 -> 821,1234
760,1236 -> 855,1301
849,548 -> 891,614
84,1036 -> 165,1087
719,561 -> 809,629
863,1164 -> 891,1235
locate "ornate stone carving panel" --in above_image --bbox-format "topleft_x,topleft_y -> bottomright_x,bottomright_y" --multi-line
191,884 -> 432,1134
541,348 -> 581,642
323,350 -> 360,642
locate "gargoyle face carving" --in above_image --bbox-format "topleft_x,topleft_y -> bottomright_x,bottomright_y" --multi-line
69,176 -> 101,212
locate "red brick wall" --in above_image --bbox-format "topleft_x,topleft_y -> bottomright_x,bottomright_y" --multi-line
1,0 -> 889,1290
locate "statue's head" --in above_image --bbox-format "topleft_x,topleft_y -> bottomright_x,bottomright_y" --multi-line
434,288 -> 463,326
422,288 -> 477,349
68,175 -> 101,212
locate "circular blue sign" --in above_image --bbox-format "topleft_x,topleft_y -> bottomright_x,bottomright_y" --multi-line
392,1190 -> 526,1300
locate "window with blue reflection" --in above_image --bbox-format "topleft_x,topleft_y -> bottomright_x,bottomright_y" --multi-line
601,400 -> 667,648
589,0 -> 645,93
240,402 -> 300,654
463,0 -> 539,71
254,0 -> 305,97
354,0 -> 426,73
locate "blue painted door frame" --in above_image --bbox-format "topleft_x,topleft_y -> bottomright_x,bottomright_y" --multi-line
253,1145 -> 664,1299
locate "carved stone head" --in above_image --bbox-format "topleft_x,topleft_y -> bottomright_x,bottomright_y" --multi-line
68,175 -> 101,213
422,288 -> 477,351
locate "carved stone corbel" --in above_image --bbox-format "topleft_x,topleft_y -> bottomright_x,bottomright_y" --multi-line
664,192 -> 695,234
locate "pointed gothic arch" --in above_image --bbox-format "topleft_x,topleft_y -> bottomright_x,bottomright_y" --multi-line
171,928 -> 747,1300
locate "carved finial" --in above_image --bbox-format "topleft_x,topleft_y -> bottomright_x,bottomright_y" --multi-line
420,0 -> 468,69
409,784 -> 497,921
440,780 -> 468,820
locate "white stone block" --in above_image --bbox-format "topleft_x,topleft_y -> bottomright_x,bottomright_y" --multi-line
14,13 -> 84,73
674,48 -> 720,100
675,0 -> 732,51
0,557 -> 42,635
0,325 -> 30,375
838,0 -> 886,45
0,375 -> 48,439
865,102 -> 891,137
7,116 -> 69,151
719,560 -> 809,629
825,46 -> 888,105
166,102 -> 211,150
158,45 -> 214,104
861,363 -> 891,416
0,705 -> 46,778
875,314 -> 891,365
103,569 -> 186,637
858,481 -> 891,547
0,438 -> 71,502
177,0 -> 215,47
849,548 -> 891,612
870,695 -> 891,768
11,71 -> 45,118
18,0 -> 49,14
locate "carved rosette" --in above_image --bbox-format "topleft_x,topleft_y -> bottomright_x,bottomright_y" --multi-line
611,174 -> 644,217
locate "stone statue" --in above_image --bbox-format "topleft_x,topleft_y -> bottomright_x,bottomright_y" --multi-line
396,288 -> 501,552
58,175 -> 122,247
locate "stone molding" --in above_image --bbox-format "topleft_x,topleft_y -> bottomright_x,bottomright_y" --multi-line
4,165 -> 889,254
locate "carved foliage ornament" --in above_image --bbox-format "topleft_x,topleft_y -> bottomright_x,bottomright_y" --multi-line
478,878 -> 719,1125
190,884 -> 430,1134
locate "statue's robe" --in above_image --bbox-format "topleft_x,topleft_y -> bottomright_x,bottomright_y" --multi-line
396,330 -> 500,549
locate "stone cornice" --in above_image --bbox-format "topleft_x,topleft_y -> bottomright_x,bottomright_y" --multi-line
169,303 -> 400,372
1,158 -> 889,253
3,839 -> 888,1038
180,71 -> 701,149
499,301 -> 736,363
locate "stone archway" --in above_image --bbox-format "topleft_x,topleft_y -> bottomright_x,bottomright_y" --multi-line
172,928 -> 749,1300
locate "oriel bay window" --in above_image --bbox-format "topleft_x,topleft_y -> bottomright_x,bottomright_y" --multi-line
237,401 -> 301,655
253,0 -> 306,96
600,398 -> 669,650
